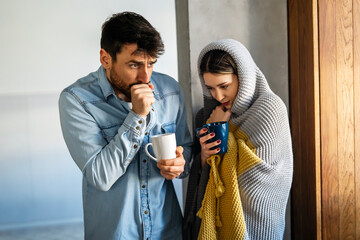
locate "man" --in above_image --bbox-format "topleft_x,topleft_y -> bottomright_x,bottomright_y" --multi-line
59,12 -> 192,240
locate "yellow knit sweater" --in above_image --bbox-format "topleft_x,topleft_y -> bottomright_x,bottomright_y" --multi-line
197,123 -> 262,240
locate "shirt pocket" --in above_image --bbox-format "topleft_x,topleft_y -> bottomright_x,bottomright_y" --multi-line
101,125 -> 120,143
161,122 -> 176,134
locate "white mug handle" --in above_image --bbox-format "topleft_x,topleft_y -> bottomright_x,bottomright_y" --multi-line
145,143 -> 158,162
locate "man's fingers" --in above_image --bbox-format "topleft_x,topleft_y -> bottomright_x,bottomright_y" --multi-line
156,146 -> 185,180
176,146 -> 183,156
131,88 -> 154,96
161,165 -> 184,173
158,159 -> 185,180
159,165 -> 184,174
158,157 -> 185,166
131,83 -> 152,89
132,93 -> 155,105
159,170 -> 177,180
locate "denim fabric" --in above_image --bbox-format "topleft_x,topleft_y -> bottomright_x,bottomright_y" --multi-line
59,66 -> 192,240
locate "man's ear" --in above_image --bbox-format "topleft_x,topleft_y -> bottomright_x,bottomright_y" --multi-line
100,49 -> 112,69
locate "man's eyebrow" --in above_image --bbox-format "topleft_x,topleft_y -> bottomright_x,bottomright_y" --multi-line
126,60 -> 143,64
125,59 -> 157,65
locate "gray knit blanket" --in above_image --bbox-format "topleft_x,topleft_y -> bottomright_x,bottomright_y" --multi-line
183,39 -> 293,240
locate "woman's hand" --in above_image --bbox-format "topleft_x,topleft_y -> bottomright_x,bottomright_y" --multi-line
198,128 -> 221,167
209,106 -> 231,123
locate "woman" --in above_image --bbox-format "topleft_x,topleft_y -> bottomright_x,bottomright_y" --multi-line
183,39 -> 293,240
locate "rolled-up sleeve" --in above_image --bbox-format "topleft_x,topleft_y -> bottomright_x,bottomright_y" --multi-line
59,90 -> 146,191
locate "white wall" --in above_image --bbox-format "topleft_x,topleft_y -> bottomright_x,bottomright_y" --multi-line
0,0 -> 180,229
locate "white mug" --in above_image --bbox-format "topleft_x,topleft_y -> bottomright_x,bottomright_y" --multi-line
145,133 -> 177,162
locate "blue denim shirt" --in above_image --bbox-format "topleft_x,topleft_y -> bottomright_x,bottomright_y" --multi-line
59,66 -> 192,240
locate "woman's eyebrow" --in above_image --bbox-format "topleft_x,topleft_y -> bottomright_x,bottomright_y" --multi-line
217,82 -> 229,86
205,81 -> 229,88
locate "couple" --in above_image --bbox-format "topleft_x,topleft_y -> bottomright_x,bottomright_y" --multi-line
59,12 -> 293,240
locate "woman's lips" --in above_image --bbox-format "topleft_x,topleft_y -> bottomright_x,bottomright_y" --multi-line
222,101 -> 230,106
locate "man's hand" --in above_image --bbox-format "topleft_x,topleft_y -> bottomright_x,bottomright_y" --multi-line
131,83 -> 155,118
157,146 -> 185,180
209,105 -> 231,123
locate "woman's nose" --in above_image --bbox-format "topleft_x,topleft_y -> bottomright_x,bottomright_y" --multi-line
214,90 -> 224,102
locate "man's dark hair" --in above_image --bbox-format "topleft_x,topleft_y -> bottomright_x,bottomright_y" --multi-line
101,12 -> 164,60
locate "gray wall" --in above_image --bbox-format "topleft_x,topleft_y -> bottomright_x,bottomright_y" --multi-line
176,0 -> 291,239
188,0 -> 289,115
0,0 -> 180,230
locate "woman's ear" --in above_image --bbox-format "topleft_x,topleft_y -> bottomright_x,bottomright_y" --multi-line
100,49 -> 112,69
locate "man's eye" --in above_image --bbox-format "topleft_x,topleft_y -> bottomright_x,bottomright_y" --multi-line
147,63 -> 154,67
130,64 -> 138,68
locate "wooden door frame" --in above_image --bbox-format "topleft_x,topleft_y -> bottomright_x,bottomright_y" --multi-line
288,0 -> 322,239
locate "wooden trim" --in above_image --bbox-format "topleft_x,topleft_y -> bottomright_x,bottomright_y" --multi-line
354,0 -> 360,237
290,0 -> 360,238
312,0 -> 322,238
288,0 -> 321,238
336,0 -> 356,238
319,0 -> 339,238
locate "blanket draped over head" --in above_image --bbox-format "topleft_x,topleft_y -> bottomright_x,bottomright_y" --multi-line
183,39 -> 293,240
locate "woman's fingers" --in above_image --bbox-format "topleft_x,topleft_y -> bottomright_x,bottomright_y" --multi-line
202,141 -> 221,156
198,128 -> 222,161
202,147 -> 221,160
197,128 -> 208,137
206,140 -> 221,149
199,132 -> 215,144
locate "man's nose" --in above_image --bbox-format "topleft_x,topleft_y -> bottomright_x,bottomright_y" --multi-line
137,66 -> 150,83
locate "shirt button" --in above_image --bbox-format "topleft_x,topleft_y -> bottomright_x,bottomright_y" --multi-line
144,211 -> 148,214
151,108 -> 154,111
145,132 -> 148,135
134,144 -> 137,149
139,120 -> 143,124
136,126 -> 140,130
143,159 -> 146,163
142,185 -> 145,188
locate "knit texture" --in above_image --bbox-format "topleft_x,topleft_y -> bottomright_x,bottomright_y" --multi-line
183,39 -> 293,240
197,123 -> 262,240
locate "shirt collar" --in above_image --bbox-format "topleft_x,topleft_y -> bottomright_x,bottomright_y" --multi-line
98,66 -> 117,99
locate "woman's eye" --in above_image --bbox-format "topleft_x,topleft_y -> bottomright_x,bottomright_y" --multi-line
207,87 -> 214,91
221,85 -> 229,89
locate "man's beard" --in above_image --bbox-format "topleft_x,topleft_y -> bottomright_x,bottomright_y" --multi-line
109,68 -> 132,100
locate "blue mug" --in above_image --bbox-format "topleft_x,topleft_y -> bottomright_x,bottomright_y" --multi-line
196,121 -> 229,154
